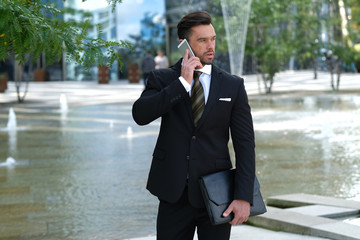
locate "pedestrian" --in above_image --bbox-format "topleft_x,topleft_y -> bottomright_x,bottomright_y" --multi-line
154,49 -> 169,69
132,11 -> 255,240
141,50 -> 155,87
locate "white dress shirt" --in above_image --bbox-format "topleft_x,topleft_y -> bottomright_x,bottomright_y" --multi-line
179,64 -> 212,104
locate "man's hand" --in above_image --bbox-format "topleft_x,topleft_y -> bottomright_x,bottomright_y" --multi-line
181,49 -> 203,84
223,200 -> 250,225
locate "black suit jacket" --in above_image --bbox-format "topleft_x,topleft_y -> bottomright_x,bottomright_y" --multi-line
132,59 -> 255,208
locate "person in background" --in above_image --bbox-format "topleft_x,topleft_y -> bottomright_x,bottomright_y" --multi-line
141,50 -> 155,87
132,11 -> 255,240
154,50 -> 169,69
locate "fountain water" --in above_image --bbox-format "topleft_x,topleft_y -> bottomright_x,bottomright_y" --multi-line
220,0 -> 253,76
6,108 -> 17,131
126,126 -> 133,138
0,157 -> 16,167
60,94 -> 68,112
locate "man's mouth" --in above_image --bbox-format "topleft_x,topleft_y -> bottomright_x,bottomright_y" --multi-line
205,51 -> 214,57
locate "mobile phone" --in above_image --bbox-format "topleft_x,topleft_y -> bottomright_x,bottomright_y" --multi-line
177,39 -> 195,58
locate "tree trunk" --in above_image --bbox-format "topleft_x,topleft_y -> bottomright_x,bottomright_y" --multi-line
253,57 -> 262,94
313,58 -> 318,80
14,57 -> 31,103
261,73 -> 273,94
335,61 -> 341,91
328,59 -> 335,91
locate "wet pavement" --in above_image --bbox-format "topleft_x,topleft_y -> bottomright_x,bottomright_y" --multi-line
0,70 -> 359,239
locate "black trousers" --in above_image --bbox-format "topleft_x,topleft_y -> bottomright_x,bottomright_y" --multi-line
156,188 -> 231,240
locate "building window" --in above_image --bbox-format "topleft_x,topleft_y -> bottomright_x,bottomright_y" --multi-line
99,10 -> 109,19
111,27 -> 116,39
102,21 -> 109,29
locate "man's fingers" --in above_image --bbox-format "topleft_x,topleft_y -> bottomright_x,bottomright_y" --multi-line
184,49 -> 189,60
229,216 -> 248,225
222,204 -> 233,217
224,200 -> 250,225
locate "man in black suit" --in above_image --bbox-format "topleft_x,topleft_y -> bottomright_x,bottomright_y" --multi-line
132,11 -> 255,240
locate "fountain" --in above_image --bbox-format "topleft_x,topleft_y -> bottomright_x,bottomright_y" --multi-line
109,120 -> 114,128
7,108 -> 17,131
220,0 -> 253,76
119,126 -> 134,139
0,157 -> 16,167
126,126 -> 133,138
60,94 -> 68,112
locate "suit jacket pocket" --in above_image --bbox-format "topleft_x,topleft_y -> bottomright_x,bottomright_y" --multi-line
153,148 -> 166,162
215,158 -> 232,170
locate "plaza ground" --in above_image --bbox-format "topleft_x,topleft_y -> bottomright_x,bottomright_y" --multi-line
1,70 -> 360,239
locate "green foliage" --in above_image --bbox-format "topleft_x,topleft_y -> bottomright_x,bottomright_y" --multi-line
290,0 -> 323,68
246,0 -> 294,92
245,0 -> 360,93
349,0 -> 360,28
0,0 -> 131,70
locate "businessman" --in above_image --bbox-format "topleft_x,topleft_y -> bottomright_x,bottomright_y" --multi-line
132,11 -> 255,240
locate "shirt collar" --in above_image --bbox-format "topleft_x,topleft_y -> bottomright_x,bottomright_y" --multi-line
195,64 -> 212,75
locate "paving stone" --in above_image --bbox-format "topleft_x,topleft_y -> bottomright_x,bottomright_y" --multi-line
0,176 -> 6,183
286,204 -> 359,218
0,186 -> 30,195
267,193 -> 360,209
0,193 -> 34,205
0,203 -> 46,215
0,220 -> 47,239
248,206 -> 335,235
312,221 -> 360,240
254,195 -> 360,240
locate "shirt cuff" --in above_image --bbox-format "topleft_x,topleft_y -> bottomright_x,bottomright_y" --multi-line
179,76 -> 191,92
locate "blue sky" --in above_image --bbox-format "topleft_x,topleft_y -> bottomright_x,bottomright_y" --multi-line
79,0 -> 165,40
79,0 -> 166,41
116,0 -> 165,41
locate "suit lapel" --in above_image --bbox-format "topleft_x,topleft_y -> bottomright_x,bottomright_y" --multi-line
196,65 -> 223,128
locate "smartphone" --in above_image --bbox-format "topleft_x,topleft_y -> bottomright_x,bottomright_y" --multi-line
177,39 -> 195,59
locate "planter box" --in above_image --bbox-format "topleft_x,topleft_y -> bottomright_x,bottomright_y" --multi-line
98,66 -> 109,84
34,69 -> 49,81
128,64 -> 139,83
0,75 -> 8,93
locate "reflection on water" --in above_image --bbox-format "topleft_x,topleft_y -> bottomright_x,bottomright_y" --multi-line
248,93 -> 360,202
0,93 -> 359,239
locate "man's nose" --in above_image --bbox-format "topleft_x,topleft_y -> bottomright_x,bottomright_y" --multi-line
207,40 -> 215,50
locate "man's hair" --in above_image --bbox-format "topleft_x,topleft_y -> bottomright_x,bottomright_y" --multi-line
177,11 -> 212,40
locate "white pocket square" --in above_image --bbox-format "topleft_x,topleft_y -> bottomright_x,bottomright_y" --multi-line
219,98 -> 231,102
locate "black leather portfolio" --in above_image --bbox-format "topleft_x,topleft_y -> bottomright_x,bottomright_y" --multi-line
199,169 -> 267,225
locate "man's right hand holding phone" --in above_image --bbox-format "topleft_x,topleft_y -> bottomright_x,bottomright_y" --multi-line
181,49 -> 203,84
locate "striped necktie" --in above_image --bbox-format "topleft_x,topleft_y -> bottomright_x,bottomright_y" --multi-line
191,71 -> 205,126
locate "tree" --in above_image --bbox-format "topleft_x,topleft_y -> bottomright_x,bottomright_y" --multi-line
246,0 -> 359,93
320,0 -> 360,91
0,0 -> 131,102
290,0 -> 323,79
246,0 -> 293,93
349,0 -> 360,72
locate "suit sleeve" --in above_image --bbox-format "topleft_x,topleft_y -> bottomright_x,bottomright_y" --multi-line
132,70 -> 189,126
230,78 -> 256,204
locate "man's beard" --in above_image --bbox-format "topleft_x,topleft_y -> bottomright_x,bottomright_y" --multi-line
199,50 -> 215,65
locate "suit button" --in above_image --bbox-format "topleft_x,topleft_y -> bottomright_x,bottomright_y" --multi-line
192,136 -> 196,140
186,156 -> 190,160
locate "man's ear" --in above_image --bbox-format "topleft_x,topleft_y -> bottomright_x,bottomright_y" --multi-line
179,39 -> 184,44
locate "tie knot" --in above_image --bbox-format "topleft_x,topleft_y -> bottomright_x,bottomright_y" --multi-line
194,71 -> 202,81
